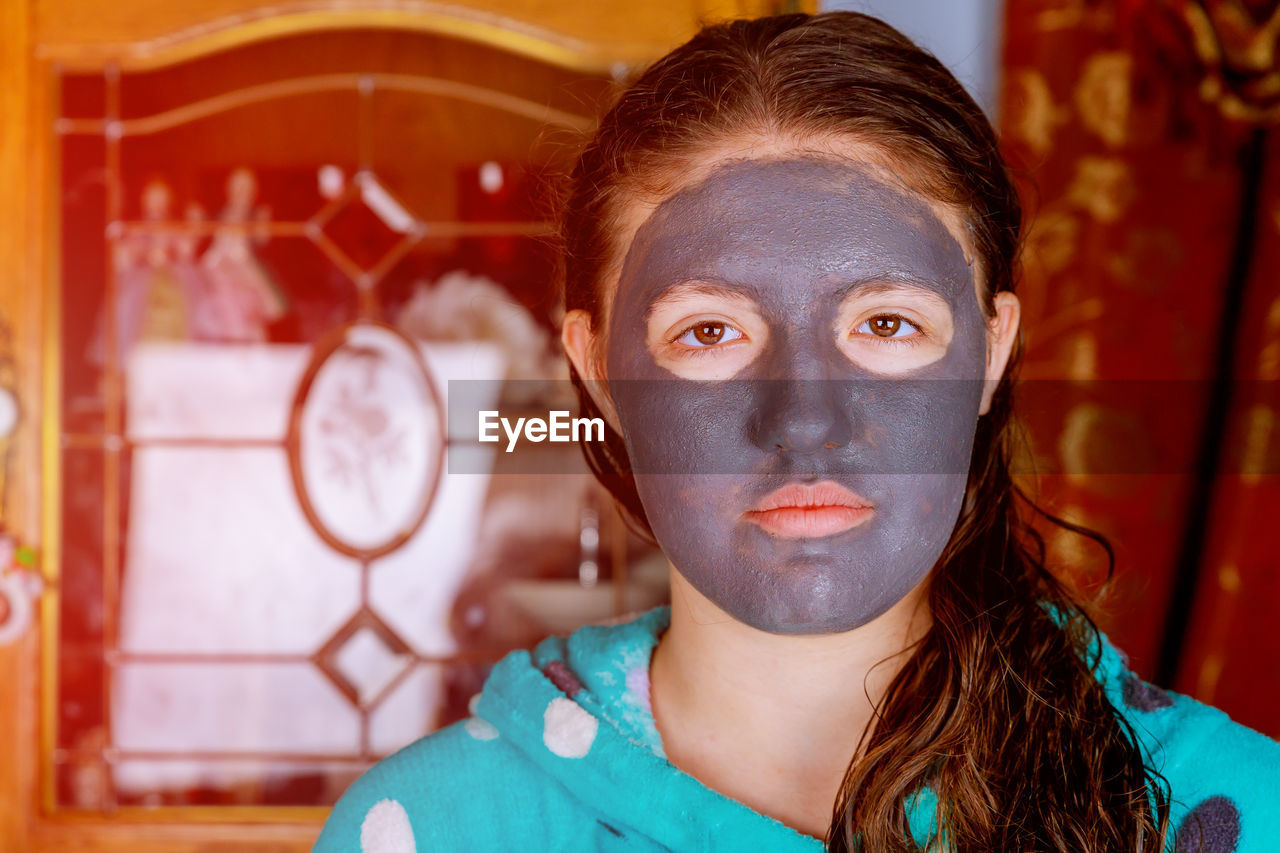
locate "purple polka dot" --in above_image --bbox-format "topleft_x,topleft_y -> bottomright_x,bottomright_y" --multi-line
626,665 -> 651,712
1122,674 -> 1174,712
543,660 -> 584,697
1175,796 -> 1240,853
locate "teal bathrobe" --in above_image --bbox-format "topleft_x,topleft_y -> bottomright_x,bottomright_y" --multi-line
314,607 -> 1280,851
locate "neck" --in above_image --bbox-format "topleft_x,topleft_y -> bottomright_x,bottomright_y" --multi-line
649,567 -> 932,838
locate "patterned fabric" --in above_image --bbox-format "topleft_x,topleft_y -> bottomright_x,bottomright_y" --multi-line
1000,1 -> 1280,713
1173,1 -> 1280,124
313,608 -> 1280,851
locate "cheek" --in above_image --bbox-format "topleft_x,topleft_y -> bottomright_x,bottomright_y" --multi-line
836,380 -> 983,463
611,379 -> 758,473
634,474 -> 744,536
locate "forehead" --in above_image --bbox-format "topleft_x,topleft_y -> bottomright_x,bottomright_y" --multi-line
604,156 -> 972,322
621,156 -> 969,293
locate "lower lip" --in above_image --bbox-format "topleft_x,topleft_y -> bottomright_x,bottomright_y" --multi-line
744,506 -> 874,539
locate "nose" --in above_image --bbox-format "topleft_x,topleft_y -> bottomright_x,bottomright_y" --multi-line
749,374 -> 855,454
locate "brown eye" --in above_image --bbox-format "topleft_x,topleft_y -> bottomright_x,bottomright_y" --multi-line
692,322 -> 725,345
869,316 -> 901,337
674,320 -> 744,348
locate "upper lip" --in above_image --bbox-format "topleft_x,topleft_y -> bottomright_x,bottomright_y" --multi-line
748,480 -> 873,512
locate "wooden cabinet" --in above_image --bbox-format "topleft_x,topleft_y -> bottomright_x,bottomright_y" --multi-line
0,2 -> 810,850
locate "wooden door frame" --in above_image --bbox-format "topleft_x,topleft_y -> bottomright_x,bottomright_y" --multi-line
1,0 -> 44,841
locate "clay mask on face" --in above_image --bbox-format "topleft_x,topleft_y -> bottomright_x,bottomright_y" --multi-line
605,156 -> 989,634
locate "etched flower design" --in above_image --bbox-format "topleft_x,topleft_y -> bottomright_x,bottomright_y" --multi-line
316,371 -> 407,515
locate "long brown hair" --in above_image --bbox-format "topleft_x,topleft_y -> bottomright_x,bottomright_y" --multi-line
560,12 -> 1171,850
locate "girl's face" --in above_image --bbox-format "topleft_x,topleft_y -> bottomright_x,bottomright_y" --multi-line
566,150 -> 1019,635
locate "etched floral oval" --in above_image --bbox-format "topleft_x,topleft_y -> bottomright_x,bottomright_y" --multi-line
287,321 -> 444,559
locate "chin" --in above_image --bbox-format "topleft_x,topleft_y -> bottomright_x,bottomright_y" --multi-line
732,574 -> 901,636
744,608 -> 874,636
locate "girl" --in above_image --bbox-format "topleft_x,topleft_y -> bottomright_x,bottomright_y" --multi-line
317,12 -> 1280,851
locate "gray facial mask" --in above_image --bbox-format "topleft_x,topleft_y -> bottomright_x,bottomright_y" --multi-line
605,157 -> 989,634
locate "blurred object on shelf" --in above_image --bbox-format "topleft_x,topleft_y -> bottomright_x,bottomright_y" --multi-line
0,314 -> 37,648
318,164 -> 346,200
396,268 -> 568,402
0,527 -> 41,647
450,483 -> 668,650
196,168 -> 288,342
91,179 -> 198,364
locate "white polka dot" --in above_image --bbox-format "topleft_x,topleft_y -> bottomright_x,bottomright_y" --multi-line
464,716 -> 499,741
360,798 -> 416,853
467,692 -> 482,715
542,696 -> 598,758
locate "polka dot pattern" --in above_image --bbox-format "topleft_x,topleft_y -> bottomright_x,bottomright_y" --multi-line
360,798 -> 417,853
543,660 -> 585,697
1122,674 -> 1174,712
543,695 -> 598,758
1174,796 -> 1240,853
465,716 -> 499,741
463,692 -> 499,740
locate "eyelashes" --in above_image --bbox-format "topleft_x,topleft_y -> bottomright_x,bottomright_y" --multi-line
666,313 -> 928,354
672,320 -> 746,349
849,313 -> 927,347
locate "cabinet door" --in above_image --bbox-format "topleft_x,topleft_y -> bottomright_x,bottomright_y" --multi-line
0,3 -> 812,848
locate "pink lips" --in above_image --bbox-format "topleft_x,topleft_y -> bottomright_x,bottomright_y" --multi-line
744,480 -> 874,539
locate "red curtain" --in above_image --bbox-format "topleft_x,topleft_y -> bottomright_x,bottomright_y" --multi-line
1000,0 -> 1280,735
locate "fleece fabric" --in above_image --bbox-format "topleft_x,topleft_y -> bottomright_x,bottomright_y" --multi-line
313,606 -> 1280,852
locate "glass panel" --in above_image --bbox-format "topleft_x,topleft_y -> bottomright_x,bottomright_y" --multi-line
51,32 -> 661,812
111,662 -> 361,755
58,448 -> 106,751
118,446 -> 360,653
61,74 -> 105,120
60,133 -> 108,435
